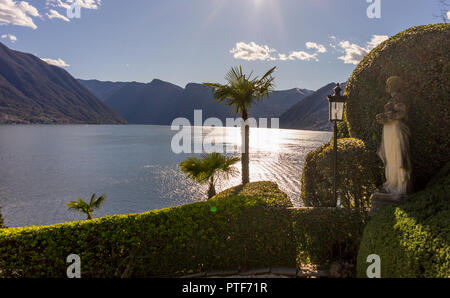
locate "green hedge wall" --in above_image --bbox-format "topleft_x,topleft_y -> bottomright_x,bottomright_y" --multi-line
293,208 -> 368,266
357,173 -> 450,278
343,24 -> 450,190
301,138 -> 383,209
0,182 -> 366,278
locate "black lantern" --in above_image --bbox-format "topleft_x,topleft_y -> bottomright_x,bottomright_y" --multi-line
327,83 -> 346,207
327,84 -> 345,122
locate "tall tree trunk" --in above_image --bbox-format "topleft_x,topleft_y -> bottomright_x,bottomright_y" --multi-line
241,111 -> 250,185
207,176 -> 216,199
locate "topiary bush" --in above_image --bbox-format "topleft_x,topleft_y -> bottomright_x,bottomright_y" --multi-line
0,181 -> 366,278
344,24 -> 450,190
292,208 -> 368,267
212,181 -> 293,207
301,138 -> 383,209
356,173 -> 450,278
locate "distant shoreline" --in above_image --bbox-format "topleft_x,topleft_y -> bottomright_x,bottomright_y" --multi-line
0,123 -> 331,133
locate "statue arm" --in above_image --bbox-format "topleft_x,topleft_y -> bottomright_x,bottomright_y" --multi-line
378,102 -> 407,123
376,112 -> 389,124
390,103 -> 407,121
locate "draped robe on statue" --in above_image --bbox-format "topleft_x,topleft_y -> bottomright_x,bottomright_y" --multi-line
377,99 -> 412,196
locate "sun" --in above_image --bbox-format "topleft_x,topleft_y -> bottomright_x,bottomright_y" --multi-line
201,0 -> 285,41
254,0 -> 264,7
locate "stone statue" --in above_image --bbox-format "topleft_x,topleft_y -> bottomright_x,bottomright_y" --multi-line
371,76 -> 412,214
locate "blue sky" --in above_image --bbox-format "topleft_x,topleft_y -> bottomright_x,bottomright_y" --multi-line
0,0 -> 446,90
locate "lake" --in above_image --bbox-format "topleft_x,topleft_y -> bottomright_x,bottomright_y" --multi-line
0,125 -> 331,227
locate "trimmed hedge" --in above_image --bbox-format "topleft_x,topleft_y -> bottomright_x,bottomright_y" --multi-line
357,173 -> 450,278
301,138 -> 383,209
0,181 -> 366,278
212,181 -> 293,207
293,208 -> 368,267
343,24 -> 450,190
0,182 -> 293,278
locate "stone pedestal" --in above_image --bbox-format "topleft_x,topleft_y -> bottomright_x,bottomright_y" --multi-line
370,192 -> 406,216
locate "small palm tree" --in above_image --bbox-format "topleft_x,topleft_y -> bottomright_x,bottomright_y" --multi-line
204,66 -> 276,185
180,153 -> 240,199
66,193 -> 106,220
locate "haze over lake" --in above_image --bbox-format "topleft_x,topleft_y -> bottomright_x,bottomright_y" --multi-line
0,125 -> 330,227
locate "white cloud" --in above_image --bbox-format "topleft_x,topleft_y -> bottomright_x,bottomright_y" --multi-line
41,57 -> 70,67
277,53 -> 289,61
1,33 -> 17,42
230,41 -> 324,62
337,41 -> 368,65
46,0 -> 102,10
0,0 -> 40,29
366,35 -> 389,49
46,9 -> 70,22
0,0 -> 102,30
230,42 -> 277,61
306,42 -> 327,53
288,51 -> 318,61
338,35 -> 388,65
447,10 -> 450,20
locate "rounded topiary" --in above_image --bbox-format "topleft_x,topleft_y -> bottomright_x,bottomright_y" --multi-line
356,173 -> 450,278
344,24 -> 450,190
301,138 -> 383,209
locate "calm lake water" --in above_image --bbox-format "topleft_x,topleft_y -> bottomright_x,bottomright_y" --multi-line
0,125 -> 331,227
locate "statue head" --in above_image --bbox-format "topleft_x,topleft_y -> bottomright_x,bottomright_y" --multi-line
386,76 -> 404,95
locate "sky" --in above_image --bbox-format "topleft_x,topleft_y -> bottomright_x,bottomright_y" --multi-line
0,0 -> 447,90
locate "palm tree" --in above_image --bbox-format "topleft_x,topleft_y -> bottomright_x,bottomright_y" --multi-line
204,66 -> 276,185
180,153 -> 240,199
66,193 -> 106,220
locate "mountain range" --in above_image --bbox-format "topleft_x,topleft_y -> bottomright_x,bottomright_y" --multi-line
79,78 -> 341,131
78,79 -> 315,126
0,42 -> 126,124
0,42 -> 339,130
280,82 -> 346,131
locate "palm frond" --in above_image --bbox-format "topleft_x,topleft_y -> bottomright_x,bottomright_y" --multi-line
91,194 -> 106,209
89,193 -> 96,206
180,157 -> 210,183
180,153 -> 240,184
260,66 -> 276,81
206,66 -> 276,117
225,66 -> 244,86
67,193 -> 106,220
66,198 -> 90,213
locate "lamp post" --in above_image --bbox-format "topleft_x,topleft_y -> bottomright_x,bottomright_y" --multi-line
327,83 -> 346,207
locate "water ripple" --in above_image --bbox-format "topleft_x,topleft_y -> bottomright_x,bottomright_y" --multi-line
0,125 -> 331,227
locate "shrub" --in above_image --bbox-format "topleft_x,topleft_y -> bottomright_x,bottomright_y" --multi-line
212,181 -> 293,207
357,173 -> 450,278
343,24 -> 450,190
337,120 -> 350,139
0,182 -> 293,278
292,208 -> 368,267
0,181 -> 366,278
301,138 -> 383,209
426,161 -> 450,188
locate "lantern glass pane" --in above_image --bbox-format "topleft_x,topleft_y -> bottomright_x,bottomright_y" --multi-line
329,102 -> 344,121
336,102 -> 344,121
